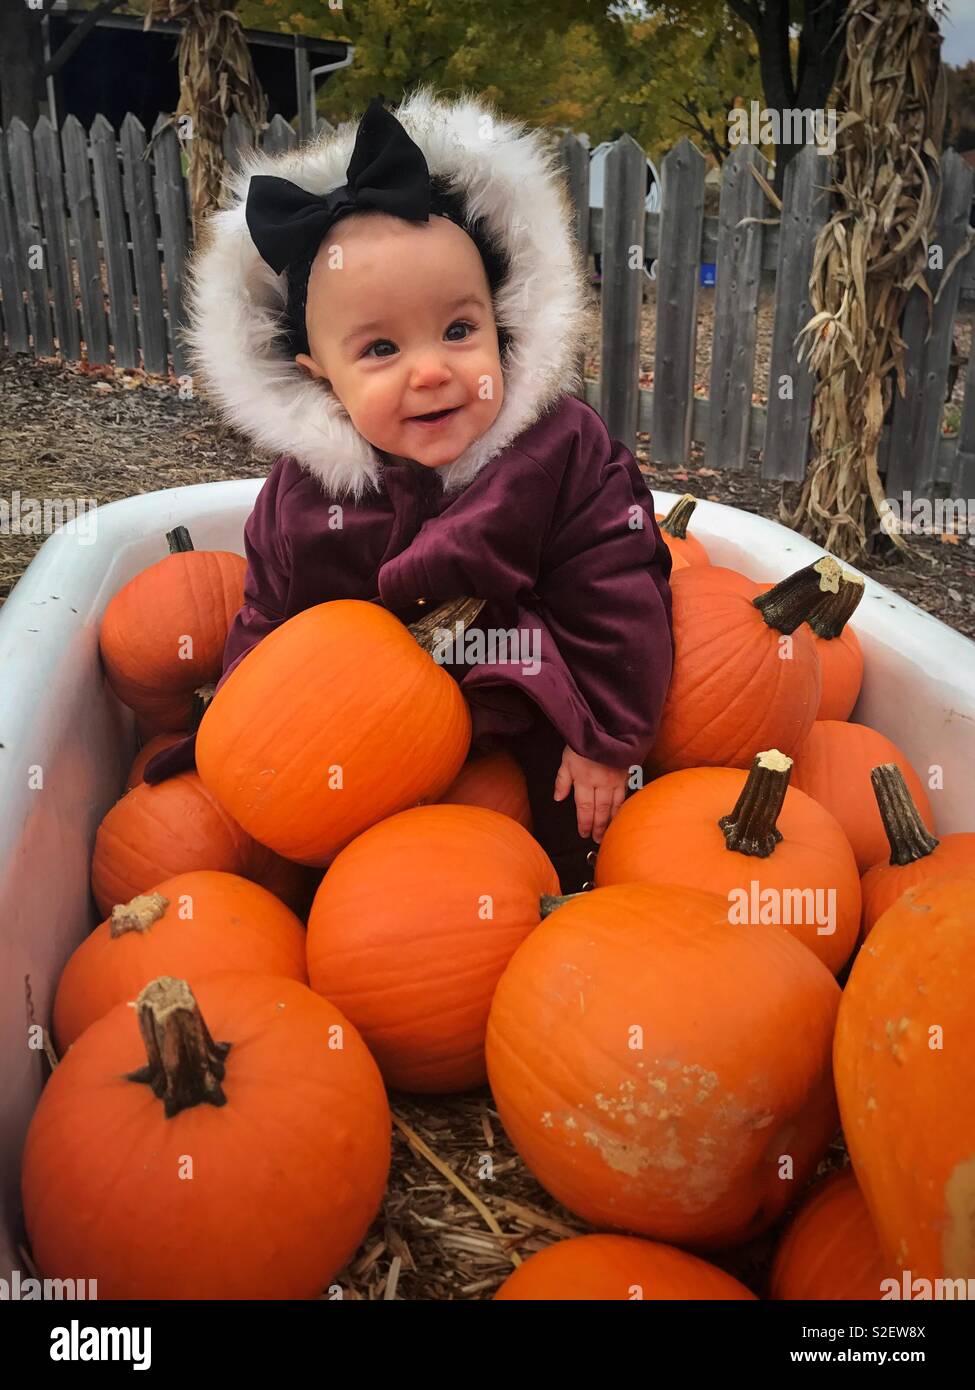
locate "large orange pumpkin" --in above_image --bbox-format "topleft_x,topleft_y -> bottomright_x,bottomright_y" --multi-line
595,751 -> 860,974
647,558 -> 832,772
806,569 -> 864,721
655,494 -> 711,567
126,733 -> 186,790
834,869 -> 975,1281
494,1234 -> 755,1300
99,527 -> 245,739
91,772 -> 318,920
437,748 -> 531,829
486,882 -> 840,1249
22,973 -> 390,1299
196,598 -> 473,865
53,871 -> 307,1051
306,804 -> 558,1092
789,720 -> 935,873
860,764 -> 975,937
769,1168 -> 892,1300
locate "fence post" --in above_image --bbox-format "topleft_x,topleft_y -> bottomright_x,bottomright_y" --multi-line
652,137 -> 706,464
762,145 -> 831,480
0,126 -> 29,353
152,115 -> 191,380
90,114 -> 137,369
33,116 -> 80,361
600,133 -> 647,451
61,115 -> 109,366
120,113 -> 168,375
6,118 -> 53,357
262,114 -> 298,156
884,148 -> 974,501
707,143 -> 767,470
223,113 -> 256,174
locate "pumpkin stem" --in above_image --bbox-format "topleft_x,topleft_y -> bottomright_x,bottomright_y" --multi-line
753,557 -> 842,635
660,494 -> 697,540
871,764 -> 939,865
409,598 -> 487,655
806,568 -> 865,639
110,892 -> 169,938
125,976 -> 231,1118
719,750 -> 792,857
539,892 -> 588,917
166,526 -> 194,553
190,683 -> 216,730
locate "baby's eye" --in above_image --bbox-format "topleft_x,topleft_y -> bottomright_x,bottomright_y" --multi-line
363,340 -> 397,359
446,320 -> 477,341
361,320 -> 477,358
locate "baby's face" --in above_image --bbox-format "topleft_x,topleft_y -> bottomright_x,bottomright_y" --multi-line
296,212 -> 504,469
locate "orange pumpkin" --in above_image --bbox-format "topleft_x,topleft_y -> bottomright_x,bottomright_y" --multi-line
22,973 -> 390,1299
99,527 -> 245,739
806,569 -> 864,721
196,598 -> 472,865
789,721 -> 935,873
647,558 -> 831,772
53,871 -> 307,1051
834,869 -> 975,1281
494,1234 -> 755,1300
307,804 -> 558,1092
438,748 -> 532,829
595,751 -> 860,974
655,494 -> 711,567
860,765 -> 975,937
486,882 -> 840,1248
126,733 -> 185,790
770,1168 -> 892,1300
91,772 -> 318,920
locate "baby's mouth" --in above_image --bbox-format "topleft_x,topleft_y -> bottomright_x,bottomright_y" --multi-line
409,406 -> 460,423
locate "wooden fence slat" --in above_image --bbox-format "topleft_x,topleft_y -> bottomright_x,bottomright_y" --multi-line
762,145 -> 831,480
559,131 -> 590,402
90,114 -> 137,369
0,124 -> 29,352
885,150 -> 974,499
707,143 -> 766,469
61,115 -> 109,365
151,115 -> 191,378
32,115 -> 80,360
651,137 -> 706,464
600,134 -> 648,451
120,113 -> 168,374
223,113 -> 255,174
261,114 -> 298,155
6,118 -> 53,356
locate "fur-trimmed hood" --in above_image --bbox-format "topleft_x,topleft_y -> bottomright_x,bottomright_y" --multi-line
184,85 -> 594,500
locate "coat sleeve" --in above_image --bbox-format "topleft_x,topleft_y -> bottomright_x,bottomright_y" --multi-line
142,460 -> 295,784
377,432 -> 674,769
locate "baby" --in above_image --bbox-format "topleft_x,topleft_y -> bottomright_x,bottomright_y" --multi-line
144,89 -> 674,892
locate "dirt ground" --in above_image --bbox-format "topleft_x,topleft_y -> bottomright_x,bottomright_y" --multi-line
0,289 -> 969,1299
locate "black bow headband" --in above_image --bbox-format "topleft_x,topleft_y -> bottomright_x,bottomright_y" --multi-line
245,97 -> 432,275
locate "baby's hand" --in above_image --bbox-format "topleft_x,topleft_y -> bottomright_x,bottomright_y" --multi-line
553,746 -> 628,844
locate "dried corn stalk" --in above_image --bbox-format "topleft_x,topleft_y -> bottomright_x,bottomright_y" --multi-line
146,0 -> 267,236
781,0 -> 948,561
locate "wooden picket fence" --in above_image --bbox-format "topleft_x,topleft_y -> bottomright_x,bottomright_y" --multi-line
1,111 -> 973,497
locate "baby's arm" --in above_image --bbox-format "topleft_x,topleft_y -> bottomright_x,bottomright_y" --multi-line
142,461 -> 294,784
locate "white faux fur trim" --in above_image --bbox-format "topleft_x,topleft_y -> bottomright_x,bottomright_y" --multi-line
183,85 -> 594,500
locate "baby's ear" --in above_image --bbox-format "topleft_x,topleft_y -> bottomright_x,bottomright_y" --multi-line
295,352 -> 330,389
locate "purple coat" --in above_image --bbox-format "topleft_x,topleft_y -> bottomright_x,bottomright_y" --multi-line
143,394 -> 673,784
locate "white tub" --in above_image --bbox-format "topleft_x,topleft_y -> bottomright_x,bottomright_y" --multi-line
1,481 -> 974,1279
